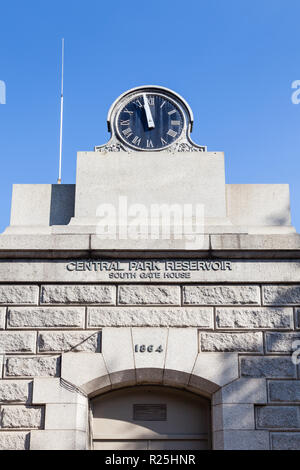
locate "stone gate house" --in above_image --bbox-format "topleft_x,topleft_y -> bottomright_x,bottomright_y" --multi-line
0,148 -> 300,451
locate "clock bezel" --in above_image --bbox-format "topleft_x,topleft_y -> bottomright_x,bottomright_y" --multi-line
114,90 -> 187,152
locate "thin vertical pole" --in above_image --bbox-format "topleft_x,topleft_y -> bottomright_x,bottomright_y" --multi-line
57,38 -> 64,184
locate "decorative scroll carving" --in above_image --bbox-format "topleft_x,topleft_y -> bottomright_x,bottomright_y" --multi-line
95,143 -> 123,152
168,141 -> 206,153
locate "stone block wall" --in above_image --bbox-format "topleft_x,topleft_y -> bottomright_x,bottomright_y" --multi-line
0,282 -> 300,449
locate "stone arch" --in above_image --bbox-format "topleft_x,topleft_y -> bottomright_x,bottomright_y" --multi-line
80,367 -> 220,399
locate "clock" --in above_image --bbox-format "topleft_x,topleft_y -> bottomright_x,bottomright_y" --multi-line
116,92 -> 184,151
95,85 -> 206,153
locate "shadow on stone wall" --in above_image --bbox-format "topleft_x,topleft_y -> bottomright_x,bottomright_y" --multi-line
49,184 -> 75,226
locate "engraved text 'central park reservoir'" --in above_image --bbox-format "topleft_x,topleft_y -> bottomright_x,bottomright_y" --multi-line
66,260 -> 232,280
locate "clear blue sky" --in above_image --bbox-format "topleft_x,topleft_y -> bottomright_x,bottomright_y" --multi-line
0,0 -> 300,233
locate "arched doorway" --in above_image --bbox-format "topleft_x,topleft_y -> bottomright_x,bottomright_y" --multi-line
91,385 -> 211,450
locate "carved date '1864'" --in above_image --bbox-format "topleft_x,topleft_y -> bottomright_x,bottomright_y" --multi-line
135,344 -> 163,353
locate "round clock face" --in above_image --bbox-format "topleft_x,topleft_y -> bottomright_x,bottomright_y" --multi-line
115,92 -> 185,150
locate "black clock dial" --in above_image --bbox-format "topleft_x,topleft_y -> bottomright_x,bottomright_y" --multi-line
116,93 -> 184,150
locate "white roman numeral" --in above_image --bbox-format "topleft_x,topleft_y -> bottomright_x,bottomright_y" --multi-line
120,120 -> 130,126
135,99 -> 143,108
160,137 -> 167,146
160,100 -> 166,109
147,96 -> 154,106
123,108 -> 133,114
168,109 -> 176,116
123,127 -> 133,138
171,120 -> 180,126
167,129 -> 177,138
146,139 -> 154,148
132,136 -> 141,146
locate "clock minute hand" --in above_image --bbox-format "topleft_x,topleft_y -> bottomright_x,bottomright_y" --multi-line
143,94 -> 155,129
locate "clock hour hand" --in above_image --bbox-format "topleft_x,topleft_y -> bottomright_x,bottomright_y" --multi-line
143,94 -> 155,129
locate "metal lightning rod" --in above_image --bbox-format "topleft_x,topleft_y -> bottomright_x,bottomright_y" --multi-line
57,38 -> 64,184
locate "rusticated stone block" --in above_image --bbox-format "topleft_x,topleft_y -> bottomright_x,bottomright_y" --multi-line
213,404 -> 254,430
201,332 -> 263,352
0,332 -> 36,353
256,406 -> 300,429
88,306 -> 213,327
1,405 -> 43,429
213,378 -> 267,405
0,380 -> 32,403
0,285 -> 38,305
38,331 -> 100,353
216,307 -> 293,329
271,432 -> 300,450
41,285 -> 115,305
118,286 -> 180,305
5,356 -> 60,377
183,285 -> 260,305
269,381 -> 300,402
0,432 -> 30,450
8,307 -> 85,328
241,356 -> 296,378
214,430 -> 269,450
263,286 -> 300,305
266,332 -> 300,353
